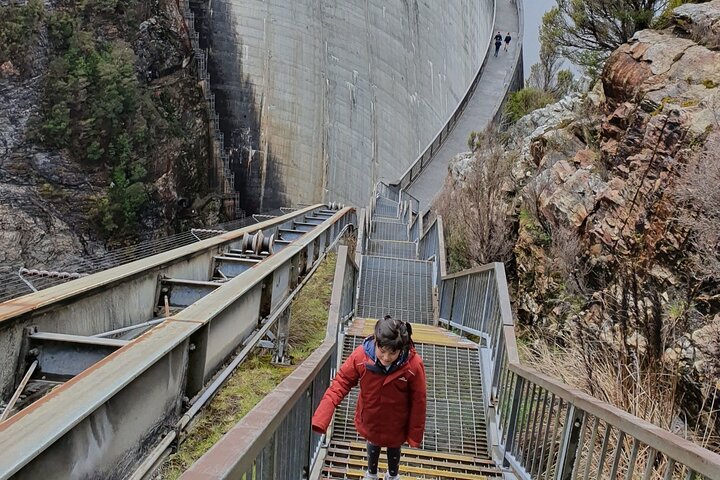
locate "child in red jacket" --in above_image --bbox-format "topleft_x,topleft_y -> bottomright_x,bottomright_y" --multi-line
312,315 -> 427,480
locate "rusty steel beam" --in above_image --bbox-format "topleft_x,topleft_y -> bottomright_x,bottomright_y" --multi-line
0,205 -> 320,322
0,206 -> 322,401
0,206 -> 356,479
180,246 -> 357,480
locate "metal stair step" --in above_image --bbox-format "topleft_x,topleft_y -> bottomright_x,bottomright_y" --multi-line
327,442 -> 499,472
336,325 -> 490,457
346,318 -> 477,349
367,240 -> 417,259
371,220 -> 409,241
322,458 -> 497,479
371,216 -> 406,224
357,256 -> 433,324
374,198 -> 400,218
322,203 -> 502,480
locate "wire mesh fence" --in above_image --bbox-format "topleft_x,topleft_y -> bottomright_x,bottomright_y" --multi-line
0,208 -> 292,304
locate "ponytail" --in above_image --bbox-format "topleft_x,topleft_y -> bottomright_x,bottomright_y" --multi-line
374,315 -> 413,353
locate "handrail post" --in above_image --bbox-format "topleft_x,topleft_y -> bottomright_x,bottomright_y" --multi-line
555,405 -> 585,480
272,304 -> 291,365
480,271 -> 493,335
446,278 -> 457,325
503,374 -> 525,467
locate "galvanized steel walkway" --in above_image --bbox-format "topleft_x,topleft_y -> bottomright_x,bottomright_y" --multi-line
319,190 -> 502,479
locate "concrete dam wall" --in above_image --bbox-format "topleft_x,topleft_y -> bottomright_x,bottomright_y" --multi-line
200,0 -> 495,211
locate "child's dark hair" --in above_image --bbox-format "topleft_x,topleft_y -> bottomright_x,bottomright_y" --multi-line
374,315 -> 413,352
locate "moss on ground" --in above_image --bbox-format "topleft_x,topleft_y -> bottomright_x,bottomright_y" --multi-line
159,252 -> 337,479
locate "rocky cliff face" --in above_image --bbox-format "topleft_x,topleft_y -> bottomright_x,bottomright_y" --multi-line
0,0 -> 219,280
442,1 -> 720,395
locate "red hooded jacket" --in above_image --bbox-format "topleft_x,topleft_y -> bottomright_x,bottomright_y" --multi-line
311,337 -> 427,448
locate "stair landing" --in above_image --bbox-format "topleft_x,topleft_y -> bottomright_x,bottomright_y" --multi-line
346,318 -> 477,349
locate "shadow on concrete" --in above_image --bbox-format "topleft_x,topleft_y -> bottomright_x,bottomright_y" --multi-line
190,0 -> 287,215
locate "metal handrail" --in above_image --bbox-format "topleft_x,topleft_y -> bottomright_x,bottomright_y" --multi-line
180,245 -> 359,479
421,219 -> 720,479
393,0 -> 525,198
507,363 -> 720,479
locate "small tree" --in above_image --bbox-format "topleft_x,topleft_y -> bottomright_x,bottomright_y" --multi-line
529,9 -> 580,100
0,0 -> 45,73
528,13 -> 564,92
541,0 -> 670,77
436,128 -> 515,267
504,88 -> 556,123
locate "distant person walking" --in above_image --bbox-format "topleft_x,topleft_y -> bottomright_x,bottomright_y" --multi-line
494,31 -> 502,57
504,32 -> 512,51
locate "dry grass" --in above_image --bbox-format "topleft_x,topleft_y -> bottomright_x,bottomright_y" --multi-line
520,334 -> 681,427
673,132 -> 720,283
518,326 -> 720,476
158,252 -> 337,479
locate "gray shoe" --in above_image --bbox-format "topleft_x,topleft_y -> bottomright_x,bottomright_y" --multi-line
362,472 -> 378,480
384,475 -> 401,480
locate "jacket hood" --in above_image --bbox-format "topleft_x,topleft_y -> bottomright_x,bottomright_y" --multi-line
362,336 -> 413,375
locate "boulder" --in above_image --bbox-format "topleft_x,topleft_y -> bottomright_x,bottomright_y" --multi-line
673,0 -> 720,49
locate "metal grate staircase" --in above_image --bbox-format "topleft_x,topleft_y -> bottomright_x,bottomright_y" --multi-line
319,190 -> 502,479
321,321 -> 502,479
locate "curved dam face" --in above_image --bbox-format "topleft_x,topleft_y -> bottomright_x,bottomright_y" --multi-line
205,0 -> 494,211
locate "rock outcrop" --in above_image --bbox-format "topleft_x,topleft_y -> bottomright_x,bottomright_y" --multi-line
443,1 -> 720,382
0,0 -> 219,286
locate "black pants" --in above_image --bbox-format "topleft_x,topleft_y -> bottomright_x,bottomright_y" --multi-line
367,442 -> 401,476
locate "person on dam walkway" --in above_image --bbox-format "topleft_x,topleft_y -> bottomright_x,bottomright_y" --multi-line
312,315 -> 427,480
494,31 -> 503,57
504,32 -> 512,51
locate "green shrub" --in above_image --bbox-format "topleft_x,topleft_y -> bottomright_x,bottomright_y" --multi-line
91,160 -> 149,238
47,10 -> 76,51
467,131 -> 482,151
80,0 -> 143,30
35,1 -> 204,241
81,0 -> 120,16
41,33 -> 140,166
0,0 -> 45,72
39,23 -> 152,239
654,0 -> 704,29
504,88 -> 557,124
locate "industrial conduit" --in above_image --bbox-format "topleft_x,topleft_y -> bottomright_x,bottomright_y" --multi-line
130,224 -> 354,480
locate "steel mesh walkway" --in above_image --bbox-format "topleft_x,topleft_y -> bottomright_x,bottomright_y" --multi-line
367,240 -> 417,260
320,188 -> 501,478
374,197 -> 400,218
356,256 -> 433,324
371,220 -> 410,242
357,194 -> 434,323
